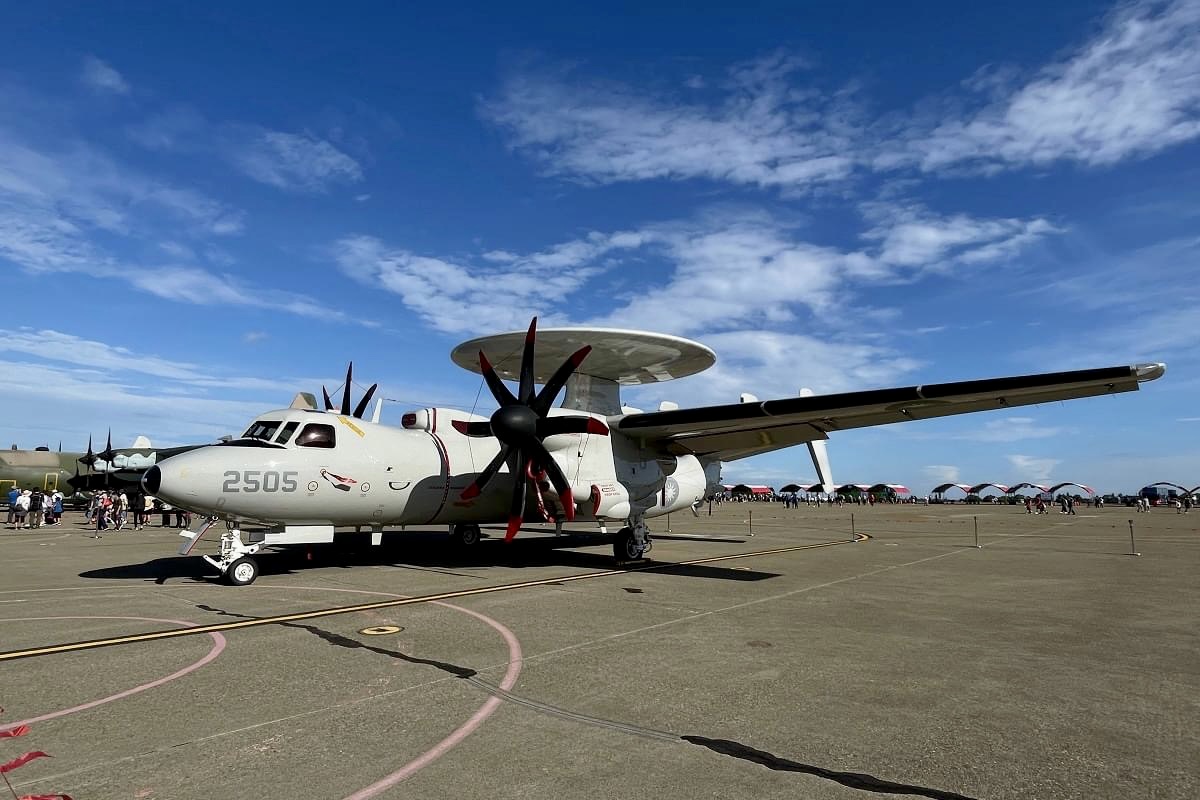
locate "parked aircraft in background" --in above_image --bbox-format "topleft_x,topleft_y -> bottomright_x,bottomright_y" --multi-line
146,318 -> 1166,585
0,434 -> 195,498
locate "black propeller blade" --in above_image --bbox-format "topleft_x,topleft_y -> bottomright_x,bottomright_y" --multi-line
455,317 -> 609,542
98,429 -> 116,464
321,362 -> 380,420
78,434 -> 97,469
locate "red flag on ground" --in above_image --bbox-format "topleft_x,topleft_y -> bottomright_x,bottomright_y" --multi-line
0,725 -> 31,738
0,751 -> 50,773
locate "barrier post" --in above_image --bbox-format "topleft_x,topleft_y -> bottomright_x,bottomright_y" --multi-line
974,516 -> 981,548
1127,520 -> 1140,557
666,512 -> 672,533
851,513 -> 855,539
748,509 -> 753,536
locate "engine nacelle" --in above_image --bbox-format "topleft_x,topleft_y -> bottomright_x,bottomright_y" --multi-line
650,454 -> 709,514
587,481 -> 632,520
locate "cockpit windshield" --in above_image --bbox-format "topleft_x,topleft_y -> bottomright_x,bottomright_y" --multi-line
242,420 -> 283,441
275,420 -> 301,445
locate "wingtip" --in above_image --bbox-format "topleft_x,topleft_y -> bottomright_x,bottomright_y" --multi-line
1134,362 -> 1166,382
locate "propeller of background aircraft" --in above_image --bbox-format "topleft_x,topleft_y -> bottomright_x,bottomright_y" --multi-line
453,317 -> 609,542
322,362 -> 378,419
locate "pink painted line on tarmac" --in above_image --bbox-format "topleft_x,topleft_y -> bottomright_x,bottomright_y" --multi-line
341,601 -> 523,800
248,585 -> 524,799
0,616 -> 226,731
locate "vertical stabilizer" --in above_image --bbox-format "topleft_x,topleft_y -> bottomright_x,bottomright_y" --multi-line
800,388 -> 834,493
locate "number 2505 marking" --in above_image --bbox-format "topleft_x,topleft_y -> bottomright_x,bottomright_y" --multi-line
222,470 -> 298,493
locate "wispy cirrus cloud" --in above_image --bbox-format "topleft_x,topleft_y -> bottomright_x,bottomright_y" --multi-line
130,109 -> 365,193
484,1 -> 1200,190
923,465 -> 962,485
81,56 -> 129,95
897,0 -> 1200,172
231,130 -> 363,191
1007,454 -> 1061,483
482,52 -> 860,192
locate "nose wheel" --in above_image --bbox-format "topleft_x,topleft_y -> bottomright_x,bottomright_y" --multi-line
225,556 -> 260,586
201,527 -> 263,585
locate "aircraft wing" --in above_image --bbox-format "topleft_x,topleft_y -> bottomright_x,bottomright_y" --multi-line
616,363 -> 1166,462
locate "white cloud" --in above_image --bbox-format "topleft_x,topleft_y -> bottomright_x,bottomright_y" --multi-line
81,56 -> 129,95
923,465 -> 961,485
482,53 -> 859,192
861,203 -> 1059,271
485,2 -> 1200,190
232,130 -> 363,191
901,0 -> 1200,171
1007,454 -> 1061,482
963,417 -> 1064,443
0,328 -> 306,393
334,234 -> 604,335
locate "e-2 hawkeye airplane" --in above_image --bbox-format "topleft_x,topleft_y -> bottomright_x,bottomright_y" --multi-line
144,318 -> 1166,585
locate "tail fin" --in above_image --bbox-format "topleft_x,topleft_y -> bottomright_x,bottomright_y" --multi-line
290,392 -> 319,410
800,388 -> 834,493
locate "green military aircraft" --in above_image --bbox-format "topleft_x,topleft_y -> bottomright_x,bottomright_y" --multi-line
0,434 -> 199,500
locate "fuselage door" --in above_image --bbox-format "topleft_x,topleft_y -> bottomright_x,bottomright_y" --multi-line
43,472 -> 58,492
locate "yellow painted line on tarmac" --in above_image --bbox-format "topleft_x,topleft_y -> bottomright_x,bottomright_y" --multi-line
0,534 -> 867,662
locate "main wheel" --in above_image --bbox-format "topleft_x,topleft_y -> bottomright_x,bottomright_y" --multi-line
225,556 -> 259,586
450,524 -> 482,546
613,527 -> 644,561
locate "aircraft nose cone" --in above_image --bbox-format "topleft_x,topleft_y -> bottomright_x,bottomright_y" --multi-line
142,465 -> 161,494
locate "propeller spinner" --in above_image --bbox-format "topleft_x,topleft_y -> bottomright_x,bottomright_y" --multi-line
453,317 -> 609,542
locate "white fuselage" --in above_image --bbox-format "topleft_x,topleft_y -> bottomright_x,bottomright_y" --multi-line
149,407 -> 714,528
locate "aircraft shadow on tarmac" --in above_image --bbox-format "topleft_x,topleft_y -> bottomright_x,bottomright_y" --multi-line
78,530 -> 781,584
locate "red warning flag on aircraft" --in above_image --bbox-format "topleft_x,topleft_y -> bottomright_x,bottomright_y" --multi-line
0,751 -> 50,773
0,724 -> 30,738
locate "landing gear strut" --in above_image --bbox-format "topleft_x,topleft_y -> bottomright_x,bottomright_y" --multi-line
204,527 -> 262,585
613,516 -> 651,562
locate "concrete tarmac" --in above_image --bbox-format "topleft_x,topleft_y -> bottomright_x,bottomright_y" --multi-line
0,502 -> 1196,799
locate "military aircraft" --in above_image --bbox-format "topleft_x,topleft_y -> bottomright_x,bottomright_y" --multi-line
145,318 -> 1166,585
0,434 -> 194,499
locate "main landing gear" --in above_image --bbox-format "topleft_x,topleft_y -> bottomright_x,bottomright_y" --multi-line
448,523 -> 482,547
613,516 -> 651,562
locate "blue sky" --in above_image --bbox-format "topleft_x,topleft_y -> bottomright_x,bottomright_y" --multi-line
2,0 -> 1197,494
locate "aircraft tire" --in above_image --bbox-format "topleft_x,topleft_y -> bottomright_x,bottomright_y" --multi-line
613,527 -> 643,561
450,524 -> 482,547
225,556 -> 259,586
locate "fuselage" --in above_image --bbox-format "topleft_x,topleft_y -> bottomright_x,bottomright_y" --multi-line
146,406 -> 716,528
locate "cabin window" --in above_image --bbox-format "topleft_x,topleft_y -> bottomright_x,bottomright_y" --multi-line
242,420 -> 282,441
275,421 -> 300,445
295,423 -> 336,448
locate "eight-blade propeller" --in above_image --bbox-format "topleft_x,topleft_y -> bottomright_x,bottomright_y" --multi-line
322,362 -> 379,419
453,317 -> 609,542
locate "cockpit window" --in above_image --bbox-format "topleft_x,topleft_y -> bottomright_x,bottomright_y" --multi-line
295,423 -> 336,448
275,421 -> 300,445
242,420 -> 283,441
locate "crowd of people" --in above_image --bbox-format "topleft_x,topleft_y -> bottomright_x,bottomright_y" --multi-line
5,487 -> 65,528
84,490 -> 192,533
4,486 -> 193,533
